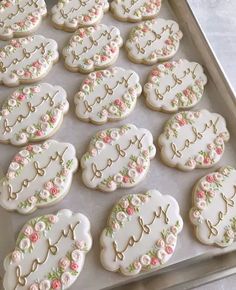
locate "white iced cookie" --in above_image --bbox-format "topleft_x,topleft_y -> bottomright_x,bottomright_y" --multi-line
62,24 -> 123,73
0,35 -> 59,87
74,67 -> 142,124
81,124 -> 156,192
125,19 -> 183,65
0,140 -> 78,214
190,166 -> 236,247
0,0 -> 47,40
100,189 -> 183,276
111,0 -> 161,22
3,209 -> 92,290
0,83 -> 69,146
144,59 -> 207,112
158,110 -> 230,171
51,0 -> 109,31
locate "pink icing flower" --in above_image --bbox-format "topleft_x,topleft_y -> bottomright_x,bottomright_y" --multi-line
206,175 -> 214,183
50,187 -> 59,196
50,116 -> 57,123
151,257 -> 159,266
14,155 -> 23,163
196,191 -> 205,198
151,70 -> 160,77
123,176 -> 130,183
216,147 -> 223,155
204,157 -> 210,164
59,257 -> 70,270
84,15 -> 90,22
179,119 -> 186,126
26,145 -> 33,151
48,215 -> 58,224
36,130 -> 43,137
32,61 -> 41,68
51,279 -> 61,290
18,21 -> 25,27
164,62 -> 172,68
126,206 -> 134,215
62,168 -> 69,176
142,27 -> 148,32
165,245 -> 173,254
165,39 -> 173,45
31,16 -> 38,23
24,226 -> 33,236
101,55 -> 107,61
183,89 -> 191,96
84,79 -> 90,85
24,71 -> 31,78
96,71 -> 102,78
29,232 -> 39,243
70,261 -> 79,271
136,166 -> 144,173
17,94 -> 26,101
103,136 -> 112,144
5,2 -> 12,7
110,47 -> 117,53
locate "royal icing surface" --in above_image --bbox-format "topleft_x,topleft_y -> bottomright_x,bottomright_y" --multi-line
51,0 -> 109,30
158,110 -> 230,171
111,0 -> 161,22
62,24 -> 123,73
190,166 -> 236,247
0,35 -> 59,86
0,83 -> 69,145
125,19 -> 183,64
0,0 -> 47,40
81,124 -> 156,192
0,140 -> 78,214
3,209 -> 92,290
100,189 -> 183,276
74,67 -> 142,124
144,59 -> 207,112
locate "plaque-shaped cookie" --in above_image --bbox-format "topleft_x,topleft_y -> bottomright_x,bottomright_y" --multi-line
3,209 -> 92,290
0,140 -> 78,214
144,59 -> 207,112
100,189 -> 183,275
0,35 -> 59,86
74,67 -> 142,124
125,19 -> 182,65
81,124 -> 156,192
158,110 -> 230,171
190,166 -> 236,247
0,83 -> 69,145
62,24 -> 123,73
0,0 -> 47,40
51,0 -> 109,31
111,0 -> 162,22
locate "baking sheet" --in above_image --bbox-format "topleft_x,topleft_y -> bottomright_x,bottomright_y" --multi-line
1,1 -> 236,289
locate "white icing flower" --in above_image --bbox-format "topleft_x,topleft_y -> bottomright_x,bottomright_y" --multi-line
23,88 -> 31,94
215,137 -> 224,145
39,190 -> 50,200
76,240 -> 86,250
34,221 -> 46,232
213,173 -> 223,181
18,133 -> 27,142
131,196 -> 141,206
140,254 -> 151,266
116,211 -> 127,222
24,225 -> 33,236
209,150 -> 216,159
71,249 -> 81,262
95,141 -> 105,150
128,169 -> 137,178
8,99 -> 17,107
11,250 -> 22,263
32,145 -> 42,154
1,109 -> 9,116
200,181 -> 210,191
110,130 -> 119,140
157,64 -> 165,72
196,154 -> 204,163
123,93 -> 132,101
61,272 -> 71,286
137,157 -> 145,166
7,171 -> 15,180
226,229 -> 234,239
19,237 -> 30,250
113,174 -> 123,183
171,122 -> 180,130
29,283 -> 39,290
108,105 -> 118,114
120,199 -> 129,209
166,233 -> 176,245
53,177 -> 64,187
19,150 -> 29,157
197,199 -> 206,210
10,162 -> 19,171
39,280 -> 51,290
26,126 -> 36,134
157,249 -> 166,261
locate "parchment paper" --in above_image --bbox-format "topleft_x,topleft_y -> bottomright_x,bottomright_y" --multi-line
1,1 -> 236,289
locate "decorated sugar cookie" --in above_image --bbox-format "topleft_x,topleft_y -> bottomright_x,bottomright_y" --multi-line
100,189 -> 183,276
111,0 -> 162,22
74,67 -> 142,124
0,35 -> 59,86
0,140 -> 78,214
81,124 -> 156,192
62,24 -> 123,73
0,0 -> 47,40
0,83 -> 69,146
158,110 -> 230,171
51,0 -> 109,31
3,209 -> 92,290
125,19 -> 183,65
190,166 -> 236,247
144,59 -> 207,112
